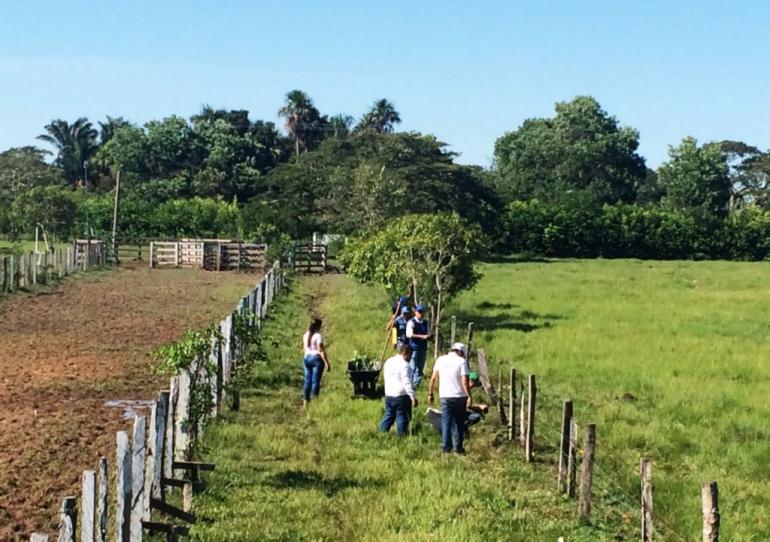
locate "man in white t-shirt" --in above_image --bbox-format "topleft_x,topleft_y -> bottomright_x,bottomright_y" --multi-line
428,342 -> 472,454
379,344 -> 417,436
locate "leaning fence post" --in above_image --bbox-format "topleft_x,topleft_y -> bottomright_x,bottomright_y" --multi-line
641,458 -> 653,542
578,423 -> 597,521
558,399 -> 574,492
96,457 -> 108,542
116,431 -> 132,542
130,415 -> 146,541
702,481 -> 719,542
174,370 -> 191,462
58,496 -> 77,542
81,470 -> 96,542
152,391 -> 170,501
450,315 -> 457,344
508,367 -> 516,441
525,374 -> 536,462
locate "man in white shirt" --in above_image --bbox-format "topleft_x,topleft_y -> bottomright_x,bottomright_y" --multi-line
428,342 -> 472,454
379,344 -> 418,436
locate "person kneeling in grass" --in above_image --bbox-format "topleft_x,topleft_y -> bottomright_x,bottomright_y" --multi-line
428,342 -> 472,454
380,344 -> 418,436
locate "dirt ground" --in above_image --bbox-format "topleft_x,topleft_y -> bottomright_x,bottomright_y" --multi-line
0,265 -> 260,540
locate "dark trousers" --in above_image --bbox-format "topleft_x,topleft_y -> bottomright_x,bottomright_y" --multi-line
379,395 -> 413,436
303,354 -> 325,401
440,397 -> 468,452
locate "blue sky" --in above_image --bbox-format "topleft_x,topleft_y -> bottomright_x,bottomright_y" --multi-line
1,0 -> 768,168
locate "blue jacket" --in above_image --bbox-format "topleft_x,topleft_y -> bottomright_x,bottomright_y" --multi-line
408,317 -> 429,352
394,315 -> 409,343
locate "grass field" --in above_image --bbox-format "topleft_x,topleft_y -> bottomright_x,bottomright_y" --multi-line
190,259 -> 769,541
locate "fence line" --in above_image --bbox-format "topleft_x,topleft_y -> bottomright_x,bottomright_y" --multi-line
29,259 -> 286,541
1,241 -> 108,297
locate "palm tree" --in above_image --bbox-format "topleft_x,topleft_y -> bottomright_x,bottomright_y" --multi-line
98,116 -> 131,144
355,99 -> 402,134
329,114 -> 355,138
37,118 -> 98,185
278,90 -> 319,155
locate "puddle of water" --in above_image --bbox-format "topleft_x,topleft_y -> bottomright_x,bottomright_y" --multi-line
104,399 -> 155,420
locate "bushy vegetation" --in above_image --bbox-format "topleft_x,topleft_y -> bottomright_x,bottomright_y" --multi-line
2,92 -> 770,261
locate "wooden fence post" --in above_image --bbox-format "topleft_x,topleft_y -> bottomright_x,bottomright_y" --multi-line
558,399 -> 573,492
497,368 -> 508,425
641,458 -> 653,542
702,481 -> 719,542
209,335 -> 220,417
164,378 -> 178,481
96,457 -> 108,542
450,315 -> 457,344
525,374 -> 536,462
174,242 -> 180,267
152,392 -> 169,501
144,401 -> 160,519
578,423 -> 597,521
508,367 -> 516,441
174,370 -> 191,462
81,470 -> 96,542
58,496 -> 77,542
519,382 -> 526,445
116,431 -> 132,542
566,419 -> 578,498
466,322 -> 474,359
130,415 -> 146,541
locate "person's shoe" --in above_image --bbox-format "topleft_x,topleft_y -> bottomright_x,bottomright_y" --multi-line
453,448 -> 466,455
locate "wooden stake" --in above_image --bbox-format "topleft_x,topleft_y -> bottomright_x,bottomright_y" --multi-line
111,170 -> 121,265
131,416 -> 146,541
182,482 -> 193,513
450,315 -> 456,344
466,322 -> 474,360
58,496 -> 77,542
641,458 -> 653,542
578,423 -> 596,521
702,481 -> 719,542
525,374 -> 536,462
96,457 -> 108,542
81,470 -> 96,542
519,382 -> 526,445
508,367 -> 516,441
116,431 -> 132,542
566,419 -> 578,498
558,399 -> 573,492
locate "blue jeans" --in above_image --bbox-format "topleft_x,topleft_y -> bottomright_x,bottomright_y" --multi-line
303,354 -> 325,401
440,397 -> 468,452
379,395 -> 413,436
409,349 -> 427,387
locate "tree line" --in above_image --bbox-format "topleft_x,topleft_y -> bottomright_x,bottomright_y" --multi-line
1,92 -> 769,260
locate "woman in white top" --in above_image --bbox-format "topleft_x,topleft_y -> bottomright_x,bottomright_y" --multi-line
302,318 -> 331,406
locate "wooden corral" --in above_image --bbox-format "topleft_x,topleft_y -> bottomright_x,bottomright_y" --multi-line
149,239 -> 267,271
291,243 -> 327,273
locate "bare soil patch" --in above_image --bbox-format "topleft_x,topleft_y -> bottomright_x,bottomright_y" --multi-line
0,265 -> 259,540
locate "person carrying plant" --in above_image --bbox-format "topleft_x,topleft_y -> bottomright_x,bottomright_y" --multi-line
302,318 -> 331,408
428,342 -> 472,454
379,344 -> 418,436
406,303 -> 431,387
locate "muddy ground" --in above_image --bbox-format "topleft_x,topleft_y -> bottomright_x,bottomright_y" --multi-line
0,265 -> 259,540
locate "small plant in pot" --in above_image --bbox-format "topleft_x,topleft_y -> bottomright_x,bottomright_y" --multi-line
347,351 -> 381,398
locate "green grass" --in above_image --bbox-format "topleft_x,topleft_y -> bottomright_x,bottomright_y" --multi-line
189,274 -> 635,542
190,260 -> 770,540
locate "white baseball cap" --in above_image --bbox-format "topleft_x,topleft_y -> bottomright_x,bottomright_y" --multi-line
451,342 -> 466,356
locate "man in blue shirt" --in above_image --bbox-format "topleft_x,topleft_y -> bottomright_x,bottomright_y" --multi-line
393,306 -> 411,351
406,303 -> 431,387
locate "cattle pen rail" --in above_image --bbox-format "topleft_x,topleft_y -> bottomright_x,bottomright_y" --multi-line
149,239 -> 267,271
28,259 -> 286,541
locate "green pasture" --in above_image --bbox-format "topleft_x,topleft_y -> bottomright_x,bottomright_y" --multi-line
189,259 -> 769,541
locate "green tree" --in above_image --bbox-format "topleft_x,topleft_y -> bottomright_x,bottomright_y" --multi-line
278,90 -> 325,155
355,99 -> 402,134
493,96 -> 646,204
9,185 -> 78,239
341,213 -> 487,354
0,146 -> 65,212
98,116 -> 132,145
37,117 -> 99,186
718,140 -> 770,210
658,137 -> 731,218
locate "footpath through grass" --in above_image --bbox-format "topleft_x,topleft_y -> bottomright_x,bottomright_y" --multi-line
190,274 -> 627,541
